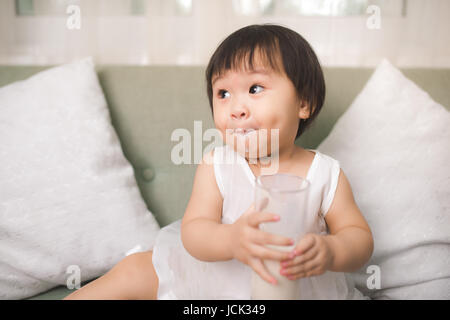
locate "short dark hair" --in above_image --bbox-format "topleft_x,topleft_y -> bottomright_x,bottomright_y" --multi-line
205,23 -> 325,140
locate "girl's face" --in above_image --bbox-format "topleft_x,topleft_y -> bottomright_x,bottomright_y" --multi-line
211,54 -> 309,160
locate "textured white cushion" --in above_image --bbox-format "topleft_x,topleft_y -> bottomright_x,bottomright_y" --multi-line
317,59 -> 450,299
0,58 -> 160,299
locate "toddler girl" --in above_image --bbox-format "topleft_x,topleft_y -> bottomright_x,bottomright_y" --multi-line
65,24 -> 373,300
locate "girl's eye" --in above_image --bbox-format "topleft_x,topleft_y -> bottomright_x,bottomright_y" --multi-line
249,85 -> 264,94
218,90 -> 230,99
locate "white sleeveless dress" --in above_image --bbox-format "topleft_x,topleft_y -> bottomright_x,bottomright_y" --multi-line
152,144 -> 368,300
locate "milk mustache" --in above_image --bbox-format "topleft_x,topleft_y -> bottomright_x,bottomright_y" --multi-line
251,244 -> 300,300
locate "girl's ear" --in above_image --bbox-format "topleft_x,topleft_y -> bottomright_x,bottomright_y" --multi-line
298,101 -> 310,119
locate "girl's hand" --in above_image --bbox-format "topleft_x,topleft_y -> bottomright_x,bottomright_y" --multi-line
229,203 -> 294,285
279,233 -> 334,280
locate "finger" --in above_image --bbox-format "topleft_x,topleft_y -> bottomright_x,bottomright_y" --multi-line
250,257 -> 277,285
280,246 -> 318,268
247,211 -> 279,228
301,267 -> 325,278
249,243 -> 292,261
288,265 -> 324,280
294,234 -> 316,255
282,258 -> 321,277
252,229 -> 294,247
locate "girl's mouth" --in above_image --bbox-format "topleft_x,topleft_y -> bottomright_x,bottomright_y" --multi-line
231,128 -> 258,138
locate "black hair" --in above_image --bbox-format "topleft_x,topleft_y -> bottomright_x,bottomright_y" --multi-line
205,23 -> 325,140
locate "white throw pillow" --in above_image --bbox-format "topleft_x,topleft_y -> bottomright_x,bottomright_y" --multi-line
317,59 -> 450,299
0,58 -> 160,299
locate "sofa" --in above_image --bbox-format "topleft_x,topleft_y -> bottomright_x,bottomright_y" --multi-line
0,64 -> 448,300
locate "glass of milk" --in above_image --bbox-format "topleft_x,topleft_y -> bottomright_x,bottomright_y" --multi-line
251,173 -> 310,300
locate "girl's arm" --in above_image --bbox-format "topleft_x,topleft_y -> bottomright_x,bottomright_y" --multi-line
180,150 -> 234,262
323,169 -> 374,272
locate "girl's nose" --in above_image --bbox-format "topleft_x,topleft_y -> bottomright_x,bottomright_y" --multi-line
230,106 -> 249,120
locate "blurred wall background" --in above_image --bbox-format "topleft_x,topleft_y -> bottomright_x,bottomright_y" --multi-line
0,0 -> 448,67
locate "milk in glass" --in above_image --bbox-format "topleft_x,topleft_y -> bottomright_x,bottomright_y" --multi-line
250,244 -> 299,300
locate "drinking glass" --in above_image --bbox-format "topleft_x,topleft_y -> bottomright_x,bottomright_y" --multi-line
250,173 -> 310,300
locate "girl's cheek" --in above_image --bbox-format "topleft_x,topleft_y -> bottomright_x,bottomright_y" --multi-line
214,116 -> 226,133
213,111 -> 225,129
219,113 -> 231,132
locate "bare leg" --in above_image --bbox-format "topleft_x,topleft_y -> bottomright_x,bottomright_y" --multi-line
64,250 -> 158,300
